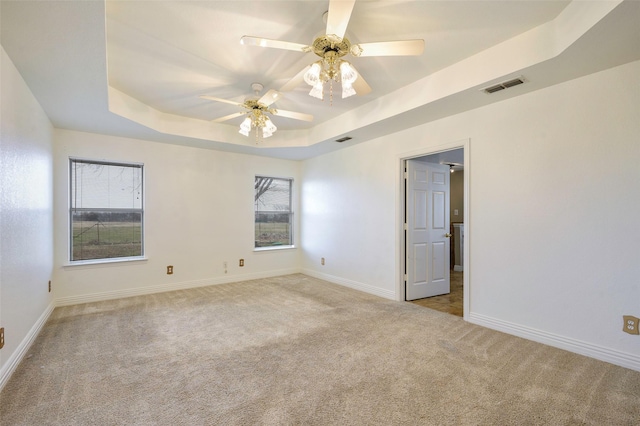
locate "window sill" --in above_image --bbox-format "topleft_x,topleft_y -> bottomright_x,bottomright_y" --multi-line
253,245 -> 296,253
64,257 -> 148,267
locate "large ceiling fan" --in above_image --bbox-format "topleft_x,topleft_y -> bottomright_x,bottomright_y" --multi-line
200,83 -> 313,139
240,0 -> 424,102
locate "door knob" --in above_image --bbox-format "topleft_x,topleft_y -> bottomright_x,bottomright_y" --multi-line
445,233 -> 452,238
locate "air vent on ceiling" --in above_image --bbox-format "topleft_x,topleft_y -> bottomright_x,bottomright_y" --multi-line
335,136 -> 352,143
482,76 -> 526,94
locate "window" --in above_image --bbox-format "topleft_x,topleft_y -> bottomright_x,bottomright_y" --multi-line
255,176 -> 293,248
70,158 -> 144,262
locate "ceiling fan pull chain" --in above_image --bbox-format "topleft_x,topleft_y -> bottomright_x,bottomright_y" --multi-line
330,80 -> 333,106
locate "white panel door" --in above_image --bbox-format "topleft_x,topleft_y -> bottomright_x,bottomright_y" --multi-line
406,160 -> 451,301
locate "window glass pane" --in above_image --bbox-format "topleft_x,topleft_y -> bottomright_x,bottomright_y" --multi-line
255,176 -> 292,248
255,177 -> 290,212
71,211 -> 143,261
255,212 -> 291,247
71,161 -> 142,209
70,159 -> 144,262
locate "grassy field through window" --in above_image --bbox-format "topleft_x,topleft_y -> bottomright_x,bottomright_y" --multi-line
72,220 -> 142,260
255,222 -> 290,247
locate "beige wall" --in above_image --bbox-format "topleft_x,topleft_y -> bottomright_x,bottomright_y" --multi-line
450,169 -> 464,224
0,47 -> 55,388
451,169 -> 464,267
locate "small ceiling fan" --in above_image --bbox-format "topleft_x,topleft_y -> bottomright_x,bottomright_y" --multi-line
240,0 -> 424,102
200,83 -> 313,139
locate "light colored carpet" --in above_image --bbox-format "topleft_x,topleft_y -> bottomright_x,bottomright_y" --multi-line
1,274 -> 639,425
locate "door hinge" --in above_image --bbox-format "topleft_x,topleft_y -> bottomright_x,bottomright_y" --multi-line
404,274 -> 408,281
404,170 -> 408,179
403,223 -> 408,231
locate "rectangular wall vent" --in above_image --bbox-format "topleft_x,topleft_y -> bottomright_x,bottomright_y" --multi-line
483,76 -> 526,94
502,78 -> 524,88
484,85 -> 505,94
335,136 -> 352,143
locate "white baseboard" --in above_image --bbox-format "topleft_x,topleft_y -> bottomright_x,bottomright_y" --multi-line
302,269 -> 396,300
0,301 -> 55,392
55,268 -> 302,306
469,312 -> 640,372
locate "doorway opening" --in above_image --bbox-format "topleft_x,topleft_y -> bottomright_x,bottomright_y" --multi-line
411,270 -> 463,316
398,140 -> 469,319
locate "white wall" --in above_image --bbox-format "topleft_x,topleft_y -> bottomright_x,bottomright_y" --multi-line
53,130 -> 301,304
301,60 -> 640,369
300,137 -> 398,299
0,47 -> 54,387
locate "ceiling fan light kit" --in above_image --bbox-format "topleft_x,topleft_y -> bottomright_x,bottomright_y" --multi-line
303,49 -> 358,102
301,35 -> 360,103
200,82 -> 312,143
239,111 -> 276,139
240,0 -> 425,104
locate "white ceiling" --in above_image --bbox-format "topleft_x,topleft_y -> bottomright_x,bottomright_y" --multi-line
2,1 -> 639,160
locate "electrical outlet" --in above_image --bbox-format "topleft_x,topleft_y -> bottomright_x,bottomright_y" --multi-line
223,261 -> 228,274
0,328 -> 4,349
48,280 -> 51,293
239,259 -> 244,267
623,315 -> 639,335
167,265 -> 173,275
321,257 -> 325,265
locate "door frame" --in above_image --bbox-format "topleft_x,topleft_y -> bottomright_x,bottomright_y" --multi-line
396,138 -> 470,320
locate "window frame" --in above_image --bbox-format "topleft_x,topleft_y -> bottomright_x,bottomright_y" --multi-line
254,175 -> 295,251
68,157 -> 145,265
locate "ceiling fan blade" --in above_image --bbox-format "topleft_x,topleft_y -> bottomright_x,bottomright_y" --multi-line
200,95 -> 243,107
326,0 -> 356,40
212,112 -> 245,123
326,0 -> 355,41
279,65 -> 310,92
258,89 -> 283,107
353,39 -> 425,57
353,72 -> 372,96
273,109 -> 314,122
240,36 -> 310,53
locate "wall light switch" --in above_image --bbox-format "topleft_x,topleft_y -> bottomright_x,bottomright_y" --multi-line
454,209 -> 459,216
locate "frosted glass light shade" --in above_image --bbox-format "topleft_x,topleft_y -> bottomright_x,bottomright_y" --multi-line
239,116 -> 252,136
341,82 -> 356,99
309,82 -> 324,100
265,118 -> 276,132
263,118 -> 277,137
304,62 -> 322,86
340,61 -> 357,85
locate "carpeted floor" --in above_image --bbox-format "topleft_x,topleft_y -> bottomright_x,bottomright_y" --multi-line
1,274 -> 639,425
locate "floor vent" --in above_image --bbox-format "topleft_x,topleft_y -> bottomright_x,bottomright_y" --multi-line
483,76 -> 526,94
335,136 -> 352,143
